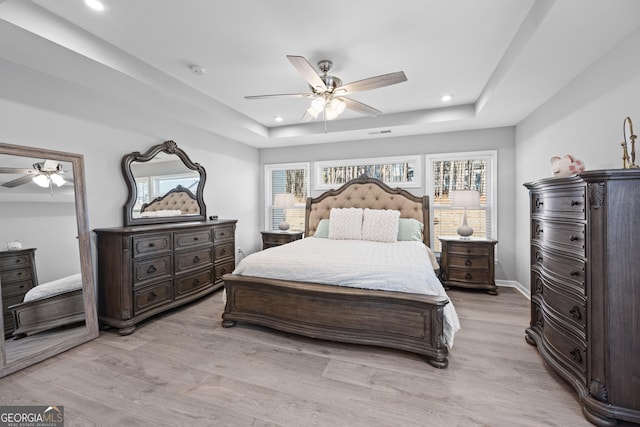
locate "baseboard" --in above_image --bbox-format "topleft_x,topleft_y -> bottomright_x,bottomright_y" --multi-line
496,280 -> 530,299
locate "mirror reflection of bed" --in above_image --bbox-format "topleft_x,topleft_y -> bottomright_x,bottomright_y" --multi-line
0,151 -> 90,370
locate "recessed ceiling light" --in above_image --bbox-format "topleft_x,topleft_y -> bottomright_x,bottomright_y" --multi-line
189,64 -> 206,76
441,94 -> 453,102
84,0 -> 106,12
274,116 -> 283,122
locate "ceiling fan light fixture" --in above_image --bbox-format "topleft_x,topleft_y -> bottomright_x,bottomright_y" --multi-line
32,174 -> 50,188
310,97 -> 326,113
50,174 -> 66,187
307,107 -> 320,119
333,98 -> 346,115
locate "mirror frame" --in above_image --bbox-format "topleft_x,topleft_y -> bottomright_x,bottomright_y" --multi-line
0,142 -> 99,378
122,140 -> 207,226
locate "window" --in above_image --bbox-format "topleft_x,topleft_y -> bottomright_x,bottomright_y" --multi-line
315,155 -> 420,190
265,163 -> 310,232
426,151 -> 497,252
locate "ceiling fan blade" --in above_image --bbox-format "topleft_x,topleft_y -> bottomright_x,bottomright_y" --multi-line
2,174 -> 36,188
335,71 -> 407,95
244,93 -> 313,100
287,55 -> 327,93
339,97 -> 383,116
0,167 -> 36,174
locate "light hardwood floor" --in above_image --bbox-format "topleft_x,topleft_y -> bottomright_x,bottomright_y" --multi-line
0,287 -> 590,426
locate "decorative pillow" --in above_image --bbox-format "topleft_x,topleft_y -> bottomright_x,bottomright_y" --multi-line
397,218 -> 424,241
328,208 -> 363,240
361,208 -> 400,243
314,219 -> 330,238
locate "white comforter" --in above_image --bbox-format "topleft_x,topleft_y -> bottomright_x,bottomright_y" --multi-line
23,273 -> 82,302
233,238 -> 460,347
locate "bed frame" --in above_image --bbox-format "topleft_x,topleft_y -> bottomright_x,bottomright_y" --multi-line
9,289 -> 85,339
222,175 -> 451,368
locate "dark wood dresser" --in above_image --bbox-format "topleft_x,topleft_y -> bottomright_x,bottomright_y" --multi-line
94,220 -> 236,335
438,236 -> 498,294
0,248 -> 37,337
525,170 -> 640,426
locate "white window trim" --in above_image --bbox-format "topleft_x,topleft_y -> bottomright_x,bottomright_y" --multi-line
425,150 -> 498,249
314,155 -> 421,190
264,162 -> 310,231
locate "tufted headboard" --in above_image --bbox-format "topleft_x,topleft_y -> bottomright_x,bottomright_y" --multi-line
305,175 -> 430,246
140,185 -> 200,215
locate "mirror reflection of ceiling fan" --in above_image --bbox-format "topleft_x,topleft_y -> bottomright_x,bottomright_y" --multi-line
245,55 -> 407,122
0,160 -> 73,193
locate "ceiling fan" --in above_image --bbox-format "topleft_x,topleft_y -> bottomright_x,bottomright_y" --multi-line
0,159 -> 73,192
245,55 -> 407,121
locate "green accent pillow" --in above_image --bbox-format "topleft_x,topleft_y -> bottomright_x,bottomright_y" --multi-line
397,218 -> 424,241
314,218 -> 330,238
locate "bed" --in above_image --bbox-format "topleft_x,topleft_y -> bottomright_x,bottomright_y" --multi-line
8,273 -> 85,339
139,184 -> 199,217
222,175 -> 460,368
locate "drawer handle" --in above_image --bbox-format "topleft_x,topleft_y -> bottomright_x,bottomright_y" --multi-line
193,278 -> 201,286
220,248 -> 226,255
570,348 -> 582,363
465,259 -> 472,266
19,284 -> 25,289
569,306 -> 582,320
569,270 -> 580,277
15,259 -> 22,264
147,265 -> 157,274
148,291 -> 157,302
220,268 -> 228,275
570,200 -> 581,206
569,235 -> 581,242
535,199 -> 544,207
465,273 -> 472,280
148,242 -> 155,247
17,271 -> 23,276
193,237 -> 199,241
193,255 -> 200,264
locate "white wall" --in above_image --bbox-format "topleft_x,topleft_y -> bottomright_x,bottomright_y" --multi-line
515,27 -> 640,291
260,127 -> 517,280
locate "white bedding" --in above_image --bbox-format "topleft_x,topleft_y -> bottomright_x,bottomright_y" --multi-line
233,238 -> 460,347
23,273 -> 82,302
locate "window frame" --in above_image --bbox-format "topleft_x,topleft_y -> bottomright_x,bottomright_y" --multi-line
425,150 -> 497,251
264,162 -> 310,232
314,155 -> 421,190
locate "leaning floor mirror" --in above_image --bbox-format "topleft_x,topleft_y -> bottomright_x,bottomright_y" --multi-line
0,142 -> 98,378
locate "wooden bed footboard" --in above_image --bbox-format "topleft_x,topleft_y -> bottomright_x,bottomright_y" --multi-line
9,289 -> 85,339
222,274 -> 450,368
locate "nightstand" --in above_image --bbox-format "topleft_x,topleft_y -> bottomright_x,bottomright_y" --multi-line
438,236 -> 498,295
261,230 -> 303,250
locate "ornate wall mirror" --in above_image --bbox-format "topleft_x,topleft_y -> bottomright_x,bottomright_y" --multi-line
122,140 -> 207,226
0,142 -> 98,378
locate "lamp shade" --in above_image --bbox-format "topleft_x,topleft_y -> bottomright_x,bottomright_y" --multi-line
273,193 -> 295,208
451,190 -> 480,208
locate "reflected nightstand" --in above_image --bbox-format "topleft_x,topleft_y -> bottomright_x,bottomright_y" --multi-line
261,231 -> 303,250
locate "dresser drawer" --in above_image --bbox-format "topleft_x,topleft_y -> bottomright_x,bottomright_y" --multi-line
133,233 -> 171,257
0,253 -> 33,270
1,279 -> 35,298
531,187 -> 585,220
214,225 -> 234,243
0,267 -> 34,284
175,247 -> 213,273
215,260 -> 235,283
175,268 -> 213,298
445,242 -> 491,256
447,255 -> 489,270
531,246 -> 585,294
134,281 -> 172,314
175,229 -> 213,249
543,314 -> 587,383
539,274 -> 586,336
444,268 -> 491,285
215,241 -> 234,261
133,255 -> 172,285
532,219 -> 585,256
2,293 -> 24,311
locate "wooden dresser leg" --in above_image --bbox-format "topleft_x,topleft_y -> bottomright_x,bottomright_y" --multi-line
221,319 -> 236,328
426,356 -> 448,369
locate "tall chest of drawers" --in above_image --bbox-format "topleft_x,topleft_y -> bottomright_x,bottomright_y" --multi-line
525,170 -> 640,426
95,220 -> 236,335
0,248 -> 37,337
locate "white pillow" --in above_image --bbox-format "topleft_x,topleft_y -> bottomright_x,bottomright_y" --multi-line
361,208 -> 400,243
328,208 -> 363,240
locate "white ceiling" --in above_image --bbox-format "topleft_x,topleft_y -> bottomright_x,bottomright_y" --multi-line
1,0 -> 639,148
